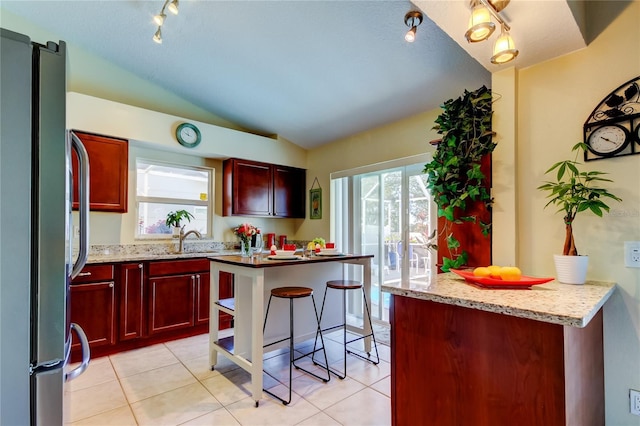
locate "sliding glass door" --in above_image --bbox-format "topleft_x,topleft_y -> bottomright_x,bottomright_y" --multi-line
332,158 -> 434,323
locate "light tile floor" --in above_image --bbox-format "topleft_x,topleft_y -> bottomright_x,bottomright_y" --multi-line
65,329 -> 391,425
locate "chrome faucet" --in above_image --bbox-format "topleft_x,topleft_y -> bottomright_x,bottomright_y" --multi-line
179,228 -> 202,252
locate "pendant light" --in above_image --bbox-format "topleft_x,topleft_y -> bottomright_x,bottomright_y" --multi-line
404,11 -> 423,43
465,2 -> 495,43
491,25 -> 519,64
167,0 -> 179,15
462,0 -> 519,65
153,27 -> 162,44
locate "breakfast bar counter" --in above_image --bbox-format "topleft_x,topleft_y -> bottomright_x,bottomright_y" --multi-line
382,273 -> 616,426
208,253 -> 373,407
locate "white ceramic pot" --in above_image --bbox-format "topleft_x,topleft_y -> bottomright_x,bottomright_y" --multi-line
553,254 -> 589,284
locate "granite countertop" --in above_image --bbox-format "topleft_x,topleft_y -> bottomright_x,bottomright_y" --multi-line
86,249 -> 240,264
382,272 -> 616,328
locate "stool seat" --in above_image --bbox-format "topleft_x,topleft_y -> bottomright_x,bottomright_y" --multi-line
271,286 -> 313,298
326,280 -> 362,290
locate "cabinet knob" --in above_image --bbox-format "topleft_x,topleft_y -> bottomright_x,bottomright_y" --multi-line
109,282 -> 114,288
138,264 -> 143,269
77,272 -> 92,277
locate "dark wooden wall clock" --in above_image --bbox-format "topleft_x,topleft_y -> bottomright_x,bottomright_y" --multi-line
583,75 -> 640,161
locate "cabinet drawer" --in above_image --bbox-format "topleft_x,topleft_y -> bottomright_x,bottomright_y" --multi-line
148,259 -> 209,276
72,264 -> 115,283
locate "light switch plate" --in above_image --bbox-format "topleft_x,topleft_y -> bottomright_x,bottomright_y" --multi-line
624,241 -> 640,268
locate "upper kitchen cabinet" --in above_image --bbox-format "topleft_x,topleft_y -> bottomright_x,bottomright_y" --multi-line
223,158 -> 305,218
72,131 -> 128,213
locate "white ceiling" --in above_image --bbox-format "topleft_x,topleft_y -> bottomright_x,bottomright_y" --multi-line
1,1 -> 588,149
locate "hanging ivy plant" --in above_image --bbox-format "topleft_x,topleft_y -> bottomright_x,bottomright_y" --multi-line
423,85 -> 496,271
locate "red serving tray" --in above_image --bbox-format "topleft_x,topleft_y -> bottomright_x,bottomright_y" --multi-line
450,269 -> 554,289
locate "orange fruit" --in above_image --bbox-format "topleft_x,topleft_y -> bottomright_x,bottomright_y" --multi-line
499,266 -> 522,281
487,265 -> 502,278
473,267 -> 491,277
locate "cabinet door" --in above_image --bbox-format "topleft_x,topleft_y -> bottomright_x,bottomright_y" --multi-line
223,159 -> 272,216
195,272 -> 210,325
219,271 -> 234,330
273,165 -> 306,218
119,263 -> 145,341
70,281 -> 116,350
196,272 -> 234,329
148,274 -> 195,336
72,131 -> 128,213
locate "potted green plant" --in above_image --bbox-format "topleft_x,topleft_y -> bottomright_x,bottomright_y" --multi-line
423,86 -> 495,271
165,210 -> 194,237
537,142 -> 621,284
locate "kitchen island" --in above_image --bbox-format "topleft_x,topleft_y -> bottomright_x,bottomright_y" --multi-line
382,273 -> 615,426
209,253 -> 373,407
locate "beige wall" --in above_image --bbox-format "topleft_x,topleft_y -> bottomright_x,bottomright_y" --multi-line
300,109 -> 441,241
493,3 -> 639,424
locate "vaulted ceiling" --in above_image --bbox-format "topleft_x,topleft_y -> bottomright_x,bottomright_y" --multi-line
1,1 -> 593,148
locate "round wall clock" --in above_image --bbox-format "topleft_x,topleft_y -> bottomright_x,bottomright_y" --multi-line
586,123 -> 629,156
176,122 -> 201,148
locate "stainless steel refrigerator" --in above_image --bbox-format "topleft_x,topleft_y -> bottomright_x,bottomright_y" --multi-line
0,28 -> 91,425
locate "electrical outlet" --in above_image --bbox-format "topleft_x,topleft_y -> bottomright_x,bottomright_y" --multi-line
631,389 -> 640,415
624,242 -> 640,268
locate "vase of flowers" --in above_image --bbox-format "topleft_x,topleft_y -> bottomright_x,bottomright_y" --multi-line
233,223 -> 260,257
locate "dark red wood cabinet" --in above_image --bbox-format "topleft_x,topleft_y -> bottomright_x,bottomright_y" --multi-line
147,259 -> 205,336
119,262 -> 145,341
70,264 -> 116,351
223,158 -> 305,218
390,295 -> 604,426
70,258 -> 231,361
72,131 -> 128,213
273,165 -> 305,218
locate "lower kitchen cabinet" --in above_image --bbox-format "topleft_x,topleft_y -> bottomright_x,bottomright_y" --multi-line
70,264 -> 116,352
196,271 -> 234,329
70,258 -> 230,361
119,262 -> 145,341
148,272 -> 196,335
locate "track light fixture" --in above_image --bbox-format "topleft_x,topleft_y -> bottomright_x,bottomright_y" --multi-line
464,0 -> 519,64
167,0 -> 179,15
152,0 -> 180,44
404,11 -> 423,43
153,27 -> 162,44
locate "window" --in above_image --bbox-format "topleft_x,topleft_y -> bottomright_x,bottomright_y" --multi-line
331,154 -> 435,323
136,159 -> 212,238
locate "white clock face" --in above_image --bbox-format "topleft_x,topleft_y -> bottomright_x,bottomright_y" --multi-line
587,124 -> 628,155
180,127 -> 198,143
176,123 -> 201,148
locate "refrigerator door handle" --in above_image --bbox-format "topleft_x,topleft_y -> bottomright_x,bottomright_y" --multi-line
64,323 -> 90,382
70,131 -> 90,279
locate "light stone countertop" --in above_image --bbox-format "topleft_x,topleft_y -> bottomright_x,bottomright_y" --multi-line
86,250 -> 238,264
382,272 -> 616,328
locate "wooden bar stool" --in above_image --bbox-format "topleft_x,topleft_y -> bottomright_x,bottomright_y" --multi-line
262,286 -> 330,405
312,280 -> 380,379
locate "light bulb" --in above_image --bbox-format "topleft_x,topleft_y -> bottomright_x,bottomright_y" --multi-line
464,4 -> 495,43
168,0 -> 179,15
153,13 -> 165,26
491,27 -> 519,64
405,27 -> 417,43
153,27 -> 162,44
